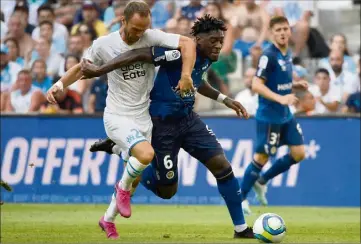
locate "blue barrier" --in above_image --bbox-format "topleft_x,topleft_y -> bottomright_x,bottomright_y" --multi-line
1,115 -> 360,207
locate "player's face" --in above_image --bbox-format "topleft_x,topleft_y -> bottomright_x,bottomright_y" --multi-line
122,13 -> 151,45
271,22 -> 291,47
198,30 -> 224,61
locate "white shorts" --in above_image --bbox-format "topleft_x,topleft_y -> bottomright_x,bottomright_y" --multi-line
103,111 -> 152,159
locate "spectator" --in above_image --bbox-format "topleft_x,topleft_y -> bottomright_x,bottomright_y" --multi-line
31,59 -> 53,94
32,4 -> 69,44
231,0 -> 270,57
244,45 -> 263,70
319,34 -> 357,74
73,0 -> 109,24
12,3 -> 36,35
342,58 -> 361,113
1,11 -> 8,40
180,0 -> 204,20
104,1 -> 126,32
309,68 -> 341,114
71,2 -> 108,37
4,38 -> 25,67
41,86 -> 83,114
150,0 -> 172,30
75,23 -> 98,53
326,50 -> 360,103
67,34 -> 85,57
104,0 -> 126,32
1,44 -> 22,92
39,20 -> 66,55
6,14 -> 34,59
5,69 -> 45,113
292,90 -> 316,116
2,0 -> 43,26
235,68 -> 258,115
203,2 -> 235,55
28,37 -> 65,77
88,75 -> 108,113
269,0 -> 314,57
219,0 -> 238,23
168,0 -> 203,27
54,0 -> 77,30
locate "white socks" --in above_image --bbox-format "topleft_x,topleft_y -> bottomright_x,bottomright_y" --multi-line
235,224 -> 248,232
104,193 -> 118,222
119,156 -> 148,191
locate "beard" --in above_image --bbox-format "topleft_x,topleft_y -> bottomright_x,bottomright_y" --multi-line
332,65 -> 342,74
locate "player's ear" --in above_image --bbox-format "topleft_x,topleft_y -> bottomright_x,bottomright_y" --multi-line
120,16 -> 126,26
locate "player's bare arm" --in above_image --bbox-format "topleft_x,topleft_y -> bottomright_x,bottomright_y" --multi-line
81,48 -> 153,79
197,80 -> 249,118
46,63 -> 83,104
176,36 -> 197,95
252,76 -> 298,106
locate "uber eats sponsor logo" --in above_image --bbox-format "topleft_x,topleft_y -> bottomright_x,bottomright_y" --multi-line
120,63 -> 146,80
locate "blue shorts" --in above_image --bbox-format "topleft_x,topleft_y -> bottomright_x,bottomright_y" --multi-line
151,112 -> 224,185
255,118 -> 304,156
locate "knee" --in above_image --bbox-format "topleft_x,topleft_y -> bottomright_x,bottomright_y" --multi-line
205,154 -> 230,176
157,184 -> 178,199
291,147 -> 306,162
254,153 -> 269,165
132,142 -> 155,164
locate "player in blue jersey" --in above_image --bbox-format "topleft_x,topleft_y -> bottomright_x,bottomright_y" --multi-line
239,16 -> 308,213
82,15 -> 254,239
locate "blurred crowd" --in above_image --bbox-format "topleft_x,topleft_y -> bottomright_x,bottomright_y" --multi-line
0,0 -> 360,116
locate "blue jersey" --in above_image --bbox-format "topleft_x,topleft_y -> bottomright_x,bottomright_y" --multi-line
255,44 -> 293,124
150,47 -> 212,119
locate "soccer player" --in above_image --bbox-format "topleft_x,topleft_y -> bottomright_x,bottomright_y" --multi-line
240,16 -> 308,213
45,0 -> 197,235
83,15 -> 254,239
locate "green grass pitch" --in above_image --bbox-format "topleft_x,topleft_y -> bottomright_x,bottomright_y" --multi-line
1,204 -> 360,243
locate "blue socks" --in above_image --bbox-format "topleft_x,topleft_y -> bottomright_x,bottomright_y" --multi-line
259,154 -> 297,184
140,164 -> 158,195
216,167 -> 246,226
240,160 -> 263,200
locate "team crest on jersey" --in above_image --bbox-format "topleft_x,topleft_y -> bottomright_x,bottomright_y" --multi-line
278,59 -> 287,71
166,171 -> 175,179
165,50 -> 181,61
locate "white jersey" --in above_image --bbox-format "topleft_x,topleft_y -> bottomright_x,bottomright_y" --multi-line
10,86 -> 39,113
83,29 -> 180,116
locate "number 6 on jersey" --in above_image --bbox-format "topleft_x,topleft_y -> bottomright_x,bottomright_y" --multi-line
164,155 -> 173,169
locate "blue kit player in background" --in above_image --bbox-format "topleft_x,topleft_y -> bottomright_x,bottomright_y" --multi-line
82,15 -> 255,239
240,16 -> 309,214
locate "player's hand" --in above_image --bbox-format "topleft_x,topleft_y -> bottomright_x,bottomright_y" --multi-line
293,80 -> 309,90
279,94 -> 298,106
223,97 -> 249,119
46,83 -> 63,104
176,74 -> 195,98
81,59 -> 100,79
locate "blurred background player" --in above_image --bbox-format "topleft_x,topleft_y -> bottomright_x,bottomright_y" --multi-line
240,16 -> 308,214
45,0 -> 197,239
83,15 -> 254,240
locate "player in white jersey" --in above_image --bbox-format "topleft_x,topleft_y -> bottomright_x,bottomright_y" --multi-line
46,0 -> 196,239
